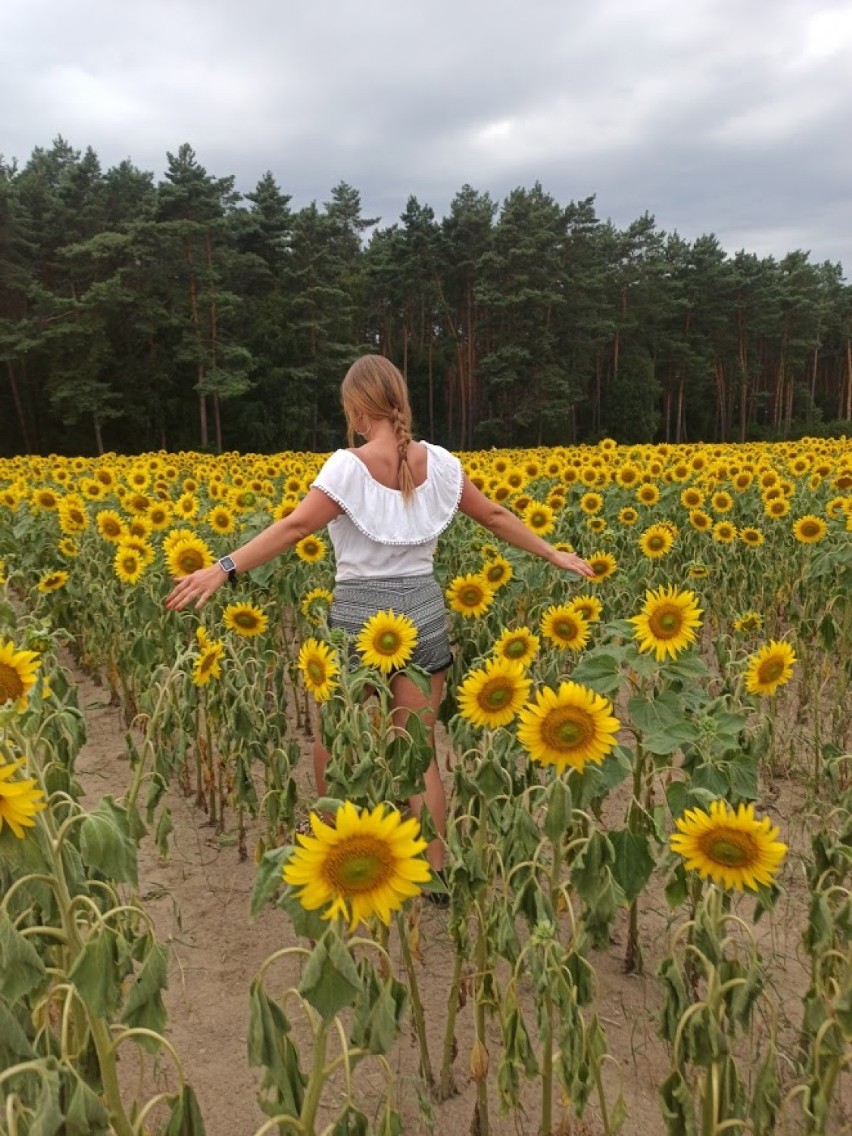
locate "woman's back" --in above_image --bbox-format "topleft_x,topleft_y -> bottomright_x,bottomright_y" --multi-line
347,439 -> 429,492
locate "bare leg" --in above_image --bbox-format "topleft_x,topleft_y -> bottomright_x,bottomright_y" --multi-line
390,669 -> 447,871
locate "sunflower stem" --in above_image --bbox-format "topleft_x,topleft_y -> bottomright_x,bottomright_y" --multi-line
299,1015 -> 329,1136
438,951 -> 464,1100
397,911 -> 434,1090
625,737 -> 646,974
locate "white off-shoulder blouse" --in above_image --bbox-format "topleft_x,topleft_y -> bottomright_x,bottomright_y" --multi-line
311,442 -> 464,581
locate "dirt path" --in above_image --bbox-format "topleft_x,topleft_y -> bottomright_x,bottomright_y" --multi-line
68,658 -> 848,1135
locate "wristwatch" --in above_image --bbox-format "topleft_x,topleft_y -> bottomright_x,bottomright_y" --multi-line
217,555 -> 238,585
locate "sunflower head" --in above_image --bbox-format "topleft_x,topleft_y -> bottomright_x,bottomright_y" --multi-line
587,552 -> 617,583
493,626 -> 540,667
223,602 -> 268,638
0,640 -> 41,710
630,584 -> 703,661
670,799 -> 787,891
482,555 -> 513,589
517,681 -> 620,774
300,587 -> 334,625
282,801 -> 432,931
540,605 -> 591,651
457,657 -> 531,729
744,640 -> 796,697
356,610 -> 418,674
792,515 -> 827,544
0,759 -> 47,838
298,637 -> 340,700
446,574 -> 495,618
296,535 -> 327,563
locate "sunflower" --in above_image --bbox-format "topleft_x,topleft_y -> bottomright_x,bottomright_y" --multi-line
36,570 -> 69,594
113,544 -> 146,586
193,640 -> 225,687
580,492 -> 603,515
492,626 -> 540,668
639,524 -> 675,559
744,640 -> 796,696
0,639 -> 41,710
587,552 -> 617,583
517,681 -> 620,774
206,505 -> 236,535
282,801 -> 431,931
0,759 -> 46,838
670,800 -> 787,892
711,491 -> 734,513
540,605 -> 591,651
482,555 -> 513,589
32,487 -> 59,511
764,497 -> 790,519
57,498 -> 89,535
357,610 -> 418,673
446,574 -> 495,618
712,521 -> 737,544
739,527 -> 764,547
296,535 -> 327,563
567,595 -> 603,624
166,536 -> 215,578
523,501 -> 556,536
457,658 -> 531,729
680,487 -> 704,510
688,564 -> 710,580
792,515 -> 828,544
586,516 -> 607,534
144,503 -> 171,531
618,506 -> 639,526
688,509 -> 712,532
223,602 -> 269,638
298,638 -> 340,701
636,483 -> 660,506
630,584 -> 703,661
174,492 -> 199,520
734,611 -> 764,633
57,538 -> 79,558
300,587 -> 334,625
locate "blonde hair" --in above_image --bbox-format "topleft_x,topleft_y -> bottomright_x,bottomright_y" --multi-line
341,356 -> 415,502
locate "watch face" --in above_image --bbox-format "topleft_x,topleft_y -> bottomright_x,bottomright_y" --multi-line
220,555 -> 236,572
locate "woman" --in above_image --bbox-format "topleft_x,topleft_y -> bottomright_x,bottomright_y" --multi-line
166,355 -> 595,871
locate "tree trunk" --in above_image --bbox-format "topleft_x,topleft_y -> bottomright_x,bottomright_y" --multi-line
186,239 -> 207,448
93,414 -> 104,456
6,361 -> 31,452
213,393 -> 223,453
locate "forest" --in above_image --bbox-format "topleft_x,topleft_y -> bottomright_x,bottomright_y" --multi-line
1,137 -> 850,457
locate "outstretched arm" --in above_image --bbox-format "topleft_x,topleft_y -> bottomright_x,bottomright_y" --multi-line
165,488 -> 342,610
458,476 -> 595,579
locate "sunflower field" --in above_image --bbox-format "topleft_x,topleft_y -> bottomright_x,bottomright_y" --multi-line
1,438 -> 851,1136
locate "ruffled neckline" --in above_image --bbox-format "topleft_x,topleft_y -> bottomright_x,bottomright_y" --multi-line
312,442 -> 464,547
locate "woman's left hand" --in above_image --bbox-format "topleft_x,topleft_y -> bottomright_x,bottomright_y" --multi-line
551,550 -> 596,578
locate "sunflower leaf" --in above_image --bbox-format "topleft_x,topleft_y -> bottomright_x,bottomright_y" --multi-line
298,929 -> 363,1022
79,796 -> 138,886
0,909 -> 47,1001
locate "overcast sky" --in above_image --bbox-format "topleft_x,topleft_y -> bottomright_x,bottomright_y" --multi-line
2,0 -> 850,275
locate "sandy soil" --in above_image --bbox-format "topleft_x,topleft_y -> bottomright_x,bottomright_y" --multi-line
69,660 -> 850,1136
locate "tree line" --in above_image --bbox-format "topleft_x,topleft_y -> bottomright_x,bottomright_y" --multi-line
1,137 -> 850,457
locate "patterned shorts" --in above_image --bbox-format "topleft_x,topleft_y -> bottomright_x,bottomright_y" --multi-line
330,574 -> 452,675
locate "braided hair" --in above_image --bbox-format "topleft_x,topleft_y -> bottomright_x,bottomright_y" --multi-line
341,356 -> 416,502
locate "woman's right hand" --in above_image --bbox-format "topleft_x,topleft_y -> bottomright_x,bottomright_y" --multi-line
166,565 -> 228,611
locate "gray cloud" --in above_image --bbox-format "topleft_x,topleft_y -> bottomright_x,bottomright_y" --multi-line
2,0 -> 850,271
